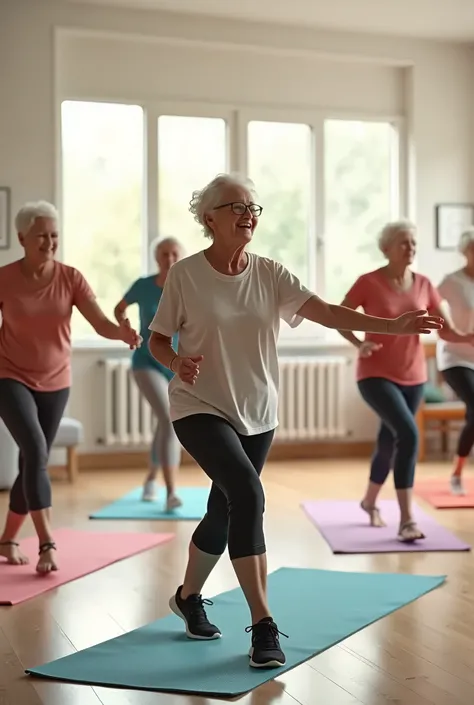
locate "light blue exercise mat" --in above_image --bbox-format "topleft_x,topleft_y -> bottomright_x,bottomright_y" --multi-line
89,486 -> 209,521
26,567 -> 445,697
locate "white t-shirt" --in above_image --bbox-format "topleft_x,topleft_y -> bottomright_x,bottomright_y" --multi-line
436,268 -> 474,371
149,250 -> 313,435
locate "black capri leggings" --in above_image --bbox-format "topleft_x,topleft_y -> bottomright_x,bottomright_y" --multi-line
173,413 -> 274,560
441,366 -> 474,458
0,378 -> 70,515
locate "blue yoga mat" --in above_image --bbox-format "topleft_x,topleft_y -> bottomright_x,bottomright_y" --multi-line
89,486 -> 209,520
26,567 -> 445,696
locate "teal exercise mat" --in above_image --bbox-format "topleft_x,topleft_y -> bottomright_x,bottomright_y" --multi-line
89,486 -> 209,520
26,567 -> 445,697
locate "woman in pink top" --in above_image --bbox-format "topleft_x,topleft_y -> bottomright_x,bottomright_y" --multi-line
0,201 -> 141,573
339,220 -> 467,542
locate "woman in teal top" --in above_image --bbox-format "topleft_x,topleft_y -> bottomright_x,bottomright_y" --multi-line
114,237 -> 183,508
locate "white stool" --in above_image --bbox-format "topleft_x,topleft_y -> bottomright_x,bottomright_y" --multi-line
0,418 -> 19,491
53,417 -> 83,483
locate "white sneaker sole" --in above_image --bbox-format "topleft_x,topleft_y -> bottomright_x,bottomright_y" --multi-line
248,646 -> 286,668
169,595 -> 222,640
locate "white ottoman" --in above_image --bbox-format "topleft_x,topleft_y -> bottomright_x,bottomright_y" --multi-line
0,418 -> 19,491
53,417 -> 83,483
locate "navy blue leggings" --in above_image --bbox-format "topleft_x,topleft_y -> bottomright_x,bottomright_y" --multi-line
357,377 -> 424,490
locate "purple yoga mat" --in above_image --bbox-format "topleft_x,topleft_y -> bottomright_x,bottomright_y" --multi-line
301,500 -> 471,554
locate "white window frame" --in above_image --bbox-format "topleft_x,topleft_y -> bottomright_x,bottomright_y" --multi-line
56,96 -> 406,349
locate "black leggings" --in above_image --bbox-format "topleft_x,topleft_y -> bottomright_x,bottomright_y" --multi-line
173,413 -> 274,560
0,378 -> 69,515
358,377 -> 424,490
442,366 -> 474,458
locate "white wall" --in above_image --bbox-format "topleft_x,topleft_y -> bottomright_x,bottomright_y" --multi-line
0,0 -> 473,456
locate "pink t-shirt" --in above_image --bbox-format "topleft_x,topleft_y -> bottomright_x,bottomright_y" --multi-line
344,268 -> 442,385
0,260 -> 95,391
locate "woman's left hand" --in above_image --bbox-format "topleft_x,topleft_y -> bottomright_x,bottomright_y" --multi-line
119,318 -> 142,349
389,310 -> 444,335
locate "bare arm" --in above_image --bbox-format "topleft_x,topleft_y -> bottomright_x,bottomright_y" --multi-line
148,331 -> 178,370
113,298 -> 129,325
76,297 -> 139,346
297,294 -> 392,334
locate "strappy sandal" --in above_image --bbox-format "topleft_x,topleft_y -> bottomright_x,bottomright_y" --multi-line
398,521 -> 425,543
360,501 -> 385,527
0,540 -> 19,547
38,541 -> 57,555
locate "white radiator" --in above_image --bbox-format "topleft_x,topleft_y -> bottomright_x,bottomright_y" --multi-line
99,355 -> 349,447
100,358 -> 155,447
276,357 -> 348,441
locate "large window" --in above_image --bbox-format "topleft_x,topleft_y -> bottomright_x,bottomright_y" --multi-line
62,101 -> 144,340
60,101 -> 401,345
324,120 -> 397,304
157,115 -> 227,255
247,120 -> 313,287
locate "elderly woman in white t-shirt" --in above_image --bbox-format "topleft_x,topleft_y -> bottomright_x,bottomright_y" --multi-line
437,228 -> 474,495
148,172 -> 442,670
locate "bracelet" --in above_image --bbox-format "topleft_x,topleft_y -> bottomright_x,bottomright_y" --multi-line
169,355 -> 178,372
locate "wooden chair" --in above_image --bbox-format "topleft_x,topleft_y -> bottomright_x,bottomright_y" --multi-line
416,341 -> 465,461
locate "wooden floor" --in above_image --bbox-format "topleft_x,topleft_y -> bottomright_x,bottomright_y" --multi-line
1,458 -> 474,705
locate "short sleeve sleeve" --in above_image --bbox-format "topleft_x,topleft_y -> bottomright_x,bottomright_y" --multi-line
149,264 -> 185,337
72,268 -> 95,307
274,262 -> 313,328
123,279 -> 142,306
343,276 -> 367,309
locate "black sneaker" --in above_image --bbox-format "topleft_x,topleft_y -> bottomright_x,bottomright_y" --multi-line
169,586 -> 221,640
246,617 -> 288,668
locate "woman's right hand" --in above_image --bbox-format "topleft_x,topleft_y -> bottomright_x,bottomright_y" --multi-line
172,355 -> 203,385
358,341 -> 383,358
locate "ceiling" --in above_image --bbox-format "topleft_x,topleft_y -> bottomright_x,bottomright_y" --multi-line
65,0 -> 474,41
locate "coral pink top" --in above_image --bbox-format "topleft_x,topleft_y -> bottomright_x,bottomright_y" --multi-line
344,268 -> 442,385
0,260 -> 95,391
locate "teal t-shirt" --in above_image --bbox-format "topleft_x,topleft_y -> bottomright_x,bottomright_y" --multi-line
123,275 -> 178,381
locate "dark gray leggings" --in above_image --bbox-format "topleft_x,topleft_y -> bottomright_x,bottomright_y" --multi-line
0,378 -> 69,515
173,413 -> 274,560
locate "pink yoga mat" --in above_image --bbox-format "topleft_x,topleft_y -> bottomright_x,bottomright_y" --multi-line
414,478 -> 474,508
0,528 -> 174,605
301,500 -> 470,554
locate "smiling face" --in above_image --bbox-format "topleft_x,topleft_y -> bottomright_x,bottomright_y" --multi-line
18,216 -> 59,264
155,239 -> 182,274
204,184 -> 261,246
383,228 -> 416,266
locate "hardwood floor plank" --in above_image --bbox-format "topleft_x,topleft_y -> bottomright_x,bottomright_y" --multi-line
1,459 -> 474,705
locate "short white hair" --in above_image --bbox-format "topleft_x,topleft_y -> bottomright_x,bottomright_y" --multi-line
378,219 -> 416,252
150,235 -> 184,258
458,228 -> 474,255
189,173 -> 258,239
15,200 -> 59,234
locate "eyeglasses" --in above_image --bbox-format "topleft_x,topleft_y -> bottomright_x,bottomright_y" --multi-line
214,202 -> 263,217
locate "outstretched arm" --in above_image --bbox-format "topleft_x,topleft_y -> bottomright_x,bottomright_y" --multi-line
76,297 -> 141,347
297,294 -> 443,335
113,298 -> 130,325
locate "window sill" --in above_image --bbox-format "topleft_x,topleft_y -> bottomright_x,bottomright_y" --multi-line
71,336 -> 355,354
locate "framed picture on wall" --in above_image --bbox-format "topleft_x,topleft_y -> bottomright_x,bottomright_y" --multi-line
0,187 -> 11,250
435,203 -> 474,250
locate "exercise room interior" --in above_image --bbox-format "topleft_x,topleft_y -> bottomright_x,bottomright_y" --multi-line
1,0 -> 474,703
